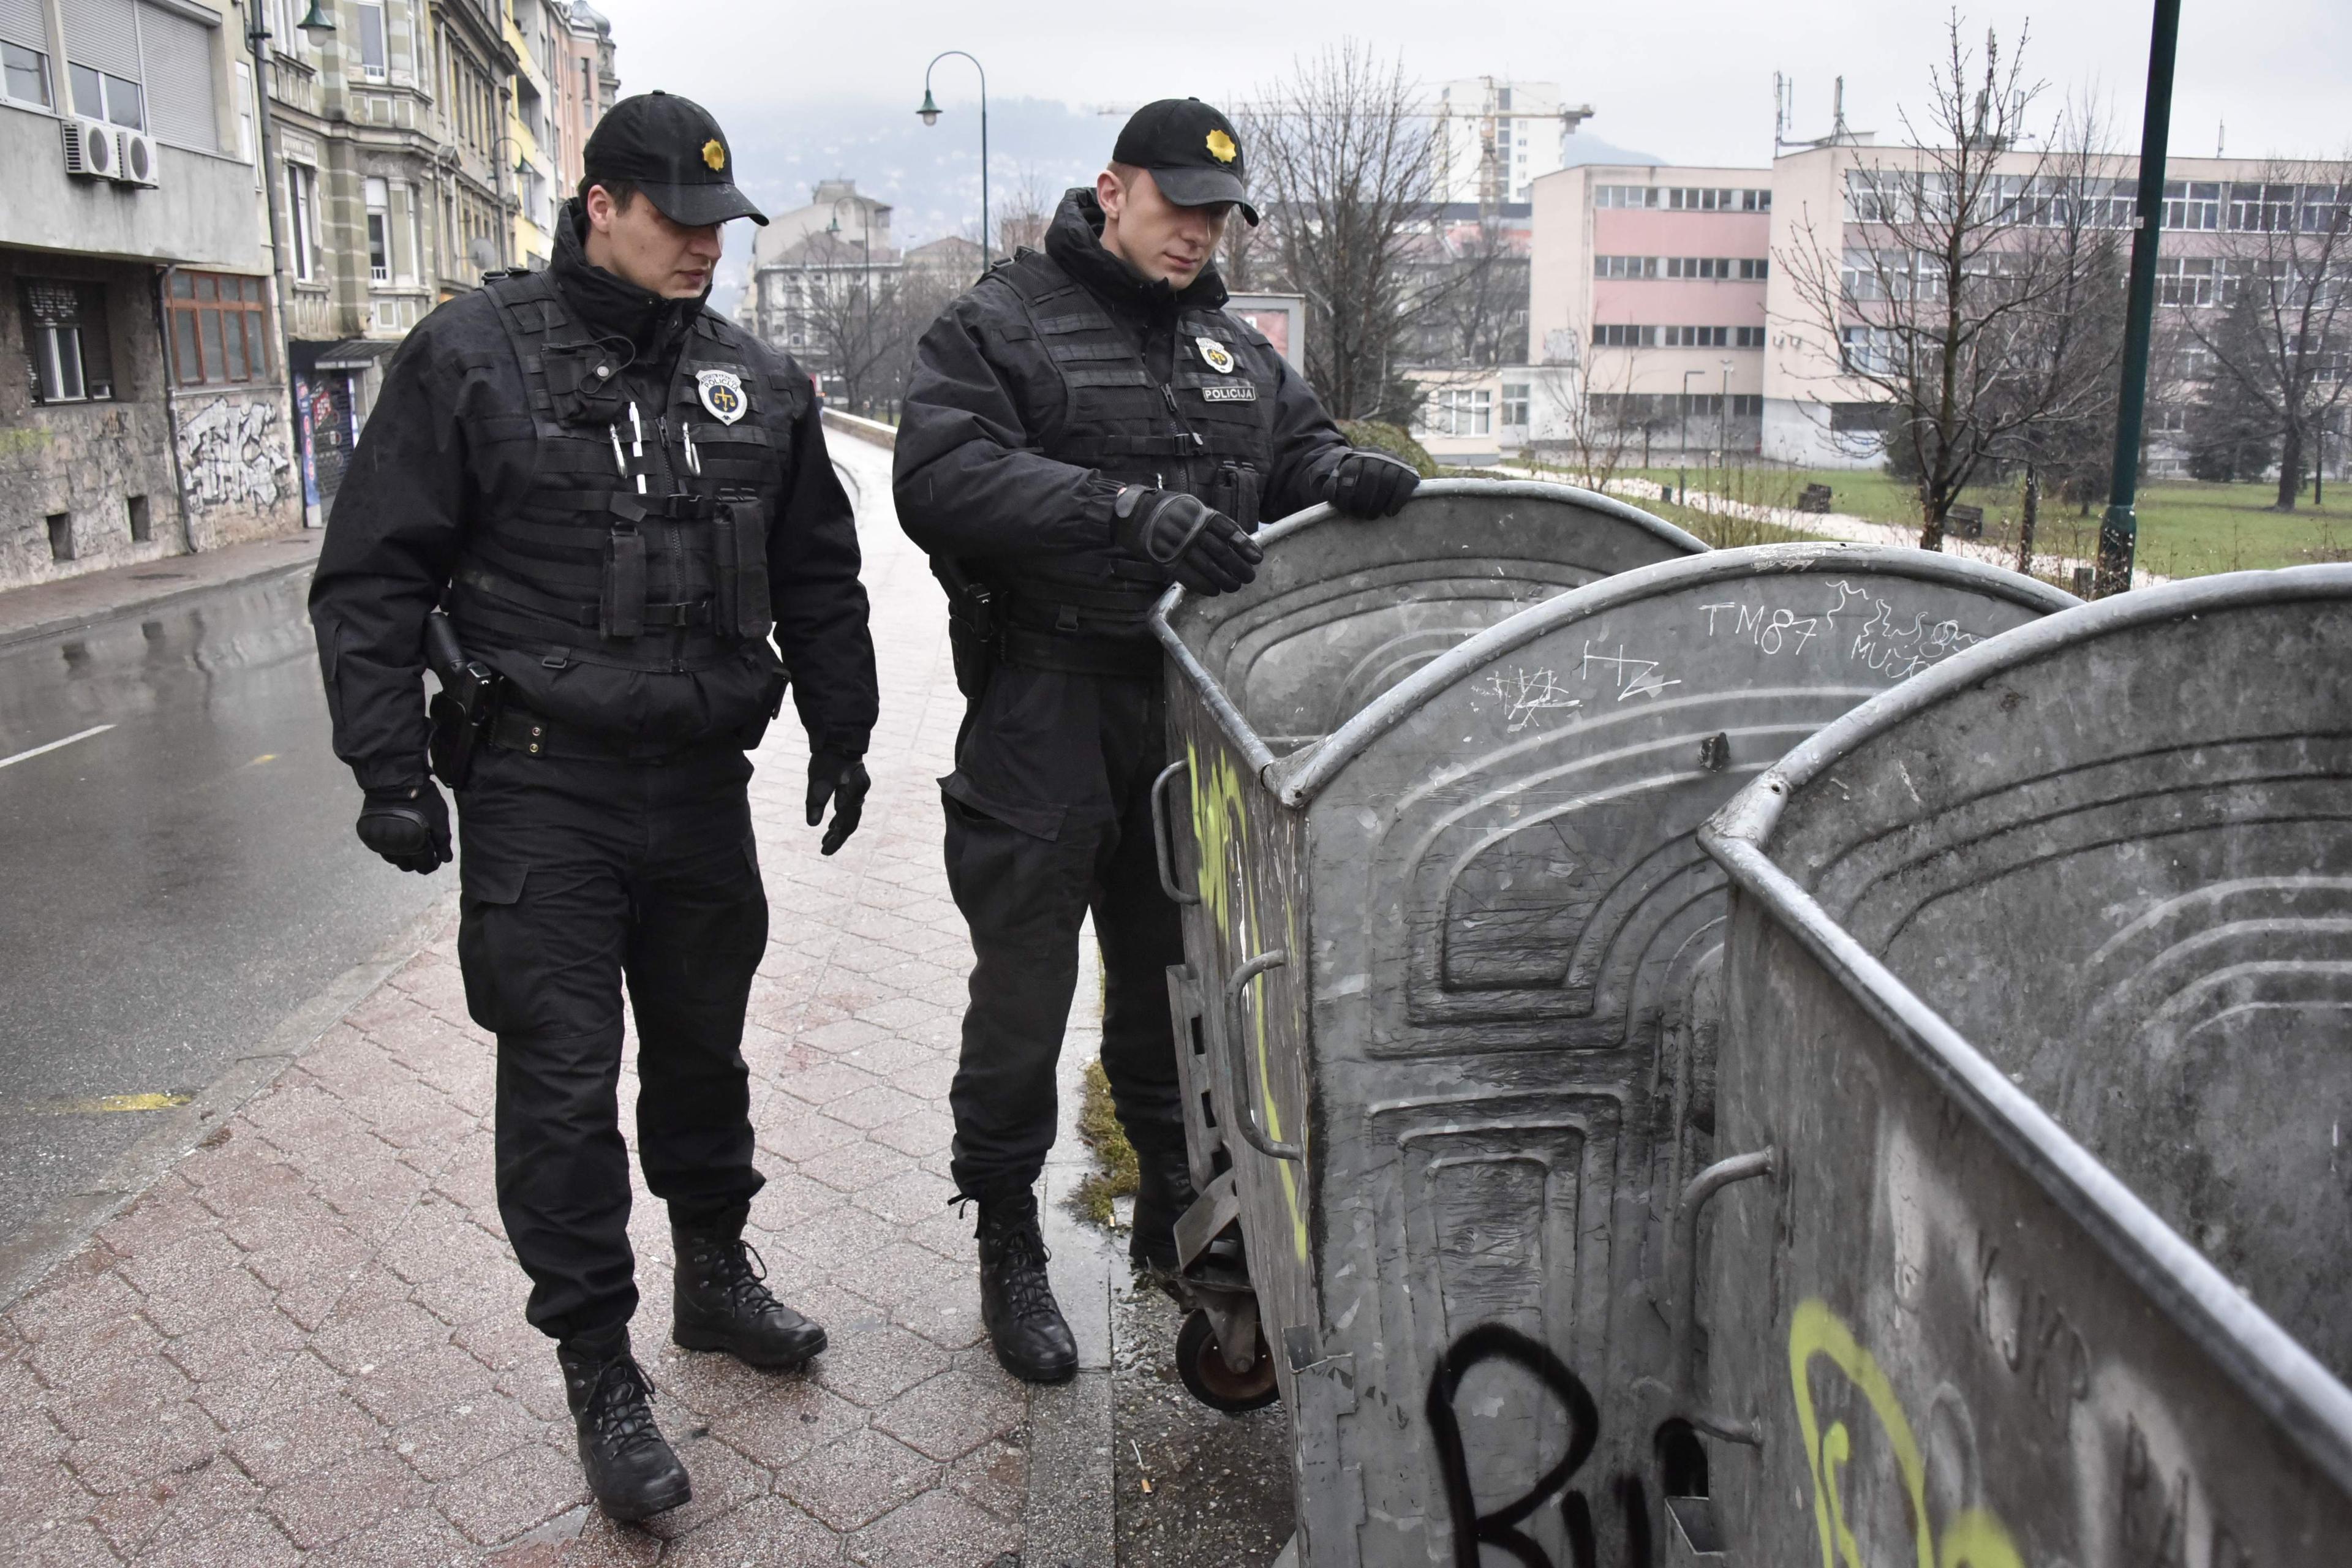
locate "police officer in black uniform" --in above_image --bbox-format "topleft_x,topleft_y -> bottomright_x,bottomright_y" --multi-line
309,93 -> 877,1518
894,99 -> 1419,1383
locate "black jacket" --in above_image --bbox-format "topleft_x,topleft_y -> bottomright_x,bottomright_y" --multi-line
309,206 -> 876,791
892,189 -> 1349,566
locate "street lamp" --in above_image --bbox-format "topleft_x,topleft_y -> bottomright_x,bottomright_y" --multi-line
1679,367 -> 1703,501
1719,357 -> 1733,469
243,0 -> 337,527
916,51 -> 989,269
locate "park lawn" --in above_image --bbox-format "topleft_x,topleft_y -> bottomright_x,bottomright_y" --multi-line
1625,466 -> 2348,576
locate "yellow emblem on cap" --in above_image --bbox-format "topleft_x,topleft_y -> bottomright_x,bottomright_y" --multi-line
1205,128 -> 1237,165
701,138 -> 726,172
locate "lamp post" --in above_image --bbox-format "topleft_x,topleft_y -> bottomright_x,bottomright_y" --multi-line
1719,357 -> 1733,469
1679,366 -> 1703,502
244,0 -> 336,527
917,51 -> 989,269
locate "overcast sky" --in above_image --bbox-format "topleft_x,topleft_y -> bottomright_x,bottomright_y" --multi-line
598,0 -> 2346,172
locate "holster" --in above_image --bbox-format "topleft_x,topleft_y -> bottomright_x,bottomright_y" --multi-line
933,557 -> 998,701
424,608 -> 503,790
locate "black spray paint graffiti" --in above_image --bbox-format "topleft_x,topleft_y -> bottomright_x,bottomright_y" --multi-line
1424,1324 -> 1656,1568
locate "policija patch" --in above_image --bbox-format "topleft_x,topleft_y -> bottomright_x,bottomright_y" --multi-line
696,368 -> 748,425
1201,383 -> 1257,402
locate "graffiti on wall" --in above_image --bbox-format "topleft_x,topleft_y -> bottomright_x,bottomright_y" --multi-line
176,395 -> 290,513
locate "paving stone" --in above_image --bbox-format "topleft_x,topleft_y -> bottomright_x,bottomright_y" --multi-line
551,1512 -> 666,1566
873,1366 -> 1028,1461
705,1378 -> 864,1469
386,1387 -> 544,1484
43,1352 -> 196,1442
947,1434 -> 1028,1522
348,1339 -> 496,1425
775,1427 -> 943,1532
304,1502 -> 479,1567
0,1452 -> 86,1531
793,1137 -> 913,1197
845,1485 -> 1021,1567
6,1516 -> 130,1567
84,1447 -> 262,1559
190,1348 -> 345,1433
655,1494 -> 844,1567
61,1400 -> 223,1497
431,1436 -> 586,1546
810,1320 -> 953,1411
224,1393 -> 384,1488
263,1442 -> 428,1548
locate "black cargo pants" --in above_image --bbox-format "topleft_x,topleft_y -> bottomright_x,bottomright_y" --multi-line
454,741 -> 767,1343
941,660 -> 1188,1200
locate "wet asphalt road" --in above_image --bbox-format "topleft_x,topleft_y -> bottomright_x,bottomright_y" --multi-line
0,566 -> 446,1250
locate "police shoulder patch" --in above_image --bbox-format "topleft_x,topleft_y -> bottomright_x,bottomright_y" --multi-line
696,368 -> 748,424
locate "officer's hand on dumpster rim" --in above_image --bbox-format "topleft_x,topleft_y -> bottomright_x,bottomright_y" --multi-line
807,750 -> 872,857
356,780 -> 451,875
1322,449 -> 1422,519
1111,486 -> 1263,597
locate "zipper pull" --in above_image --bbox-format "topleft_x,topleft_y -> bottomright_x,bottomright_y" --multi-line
1161,385 -> 1181,417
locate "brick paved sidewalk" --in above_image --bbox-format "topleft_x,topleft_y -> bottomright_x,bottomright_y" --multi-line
0,437 -> 1082,1565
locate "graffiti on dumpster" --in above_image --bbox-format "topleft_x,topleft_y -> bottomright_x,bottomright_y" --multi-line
1699,581 -> 1986,680
1789,1298 -> 2024,1568
1426,1324 -> 1654,1568
1186,737 -> 1311,1264
176,394 -> 290,513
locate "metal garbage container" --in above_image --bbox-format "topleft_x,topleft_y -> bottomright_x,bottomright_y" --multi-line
1697,566 -> 2352,1567
1153,526 -> 2074,1566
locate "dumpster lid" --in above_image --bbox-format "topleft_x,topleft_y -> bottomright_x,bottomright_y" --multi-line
1268,540 -> 2078,806
1700,564 -> 2352,1498
1150,478 -> 1705,787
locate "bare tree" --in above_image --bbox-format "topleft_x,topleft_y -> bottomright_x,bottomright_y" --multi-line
996,166 -> 1057,257
1404,214 -> 1529,369
2185,161 -> 2352,510
1781,18 -> 2122,549
1242,43 -> 1436,421
784,233 -> 939,417
1537,356 -> 1639,494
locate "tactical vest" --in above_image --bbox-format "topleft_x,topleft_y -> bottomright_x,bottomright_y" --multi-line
984,249 -> 1279,638
450,271 -> 793,674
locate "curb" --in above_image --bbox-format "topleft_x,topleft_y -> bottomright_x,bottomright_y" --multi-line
0,888 -> 459,1314
1025,929 -> 1121,1566
0,535 -> 324,652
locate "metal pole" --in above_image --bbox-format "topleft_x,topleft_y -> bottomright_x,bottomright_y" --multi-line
921,52 -> 989,269
243,9 -> 308,532
2094,0 -> 2184,597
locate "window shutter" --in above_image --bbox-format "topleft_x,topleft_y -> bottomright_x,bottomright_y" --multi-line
67,0 -> 140,80
0,0 -> 46,53
138,2 -> 215,149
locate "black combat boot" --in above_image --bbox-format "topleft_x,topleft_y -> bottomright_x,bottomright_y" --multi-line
671,1223 -> 829,1368
1128,1131 -> 1198,1273
556,1332 -> 691,1521
974,1189 -> 1078,1384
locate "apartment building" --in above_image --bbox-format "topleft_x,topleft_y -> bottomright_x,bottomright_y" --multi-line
1526,162 -> 1774,461
1433,78 -> 1579,208
1528,141 -> 2352,473
548,0 -> 614,195
2,0 -> 300,586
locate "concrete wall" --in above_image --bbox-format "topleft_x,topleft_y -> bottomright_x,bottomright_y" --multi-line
0,252 -> 184,584
0,102 -> 266,271
172,384 -> 300,549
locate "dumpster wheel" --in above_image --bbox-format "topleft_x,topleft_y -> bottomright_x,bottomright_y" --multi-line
1176,1308 -> 1279,1413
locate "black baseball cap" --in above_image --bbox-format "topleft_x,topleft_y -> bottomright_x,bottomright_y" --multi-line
583,91 -> 767,227
1112,98 -> 1259,226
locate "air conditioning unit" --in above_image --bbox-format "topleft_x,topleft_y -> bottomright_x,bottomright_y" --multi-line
118,130 -> 159,187
61,118 -> 119,179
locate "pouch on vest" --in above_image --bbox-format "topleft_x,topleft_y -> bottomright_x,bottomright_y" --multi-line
543,344 -> 625,426
600,525 -> 646,639
712,496 -> 772,642
1207,461 -> 1265,530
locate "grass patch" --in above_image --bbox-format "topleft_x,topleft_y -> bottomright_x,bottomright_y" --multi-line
1072,1060 -> 1139,1229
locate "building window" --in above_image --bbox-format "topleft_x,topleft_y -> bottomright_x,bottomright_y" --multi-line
356,1 -> 388,82
1663,326 -> 1731,347
1735,326 -> 1766,348
366,176 -> 392,281
1596,255 -> 1659,279
1596,185 -> 1770,212
1593,323 -> 1658,347
167,271 -> 273,386
21,281 -> 115,404
286,162 -> 320,281
70,62 -> 144,129
1739,257 -> 1769,281
1501,383 -> 1529,428
1417,388 -> 1493,438
2157,256 -> 2216,308
2,39 -> 51,107
1839,326 -> 1897,375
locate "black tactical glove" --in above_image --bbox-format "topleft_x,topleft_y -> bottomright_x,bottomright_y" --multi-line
1111,487 -> 1264,597
1323,449 -> 1422,519
356,780 -> 451,875
807,749 -> 871,857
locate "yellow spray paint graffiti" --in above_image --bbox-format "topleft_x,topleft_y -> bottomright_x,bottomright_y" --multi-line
1790,1298 -> 2023,1568
1187,738 -> 1311,1264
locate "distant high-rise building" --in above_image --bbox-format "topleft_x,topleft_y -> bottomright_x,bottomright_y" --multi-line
1434,78 -> 1571,208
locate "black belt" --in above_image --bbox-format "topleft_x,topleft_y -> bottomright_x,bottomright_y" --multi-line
458,567 -> 715,629
994,623 -> 1161,680
487,700 -> 722,763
